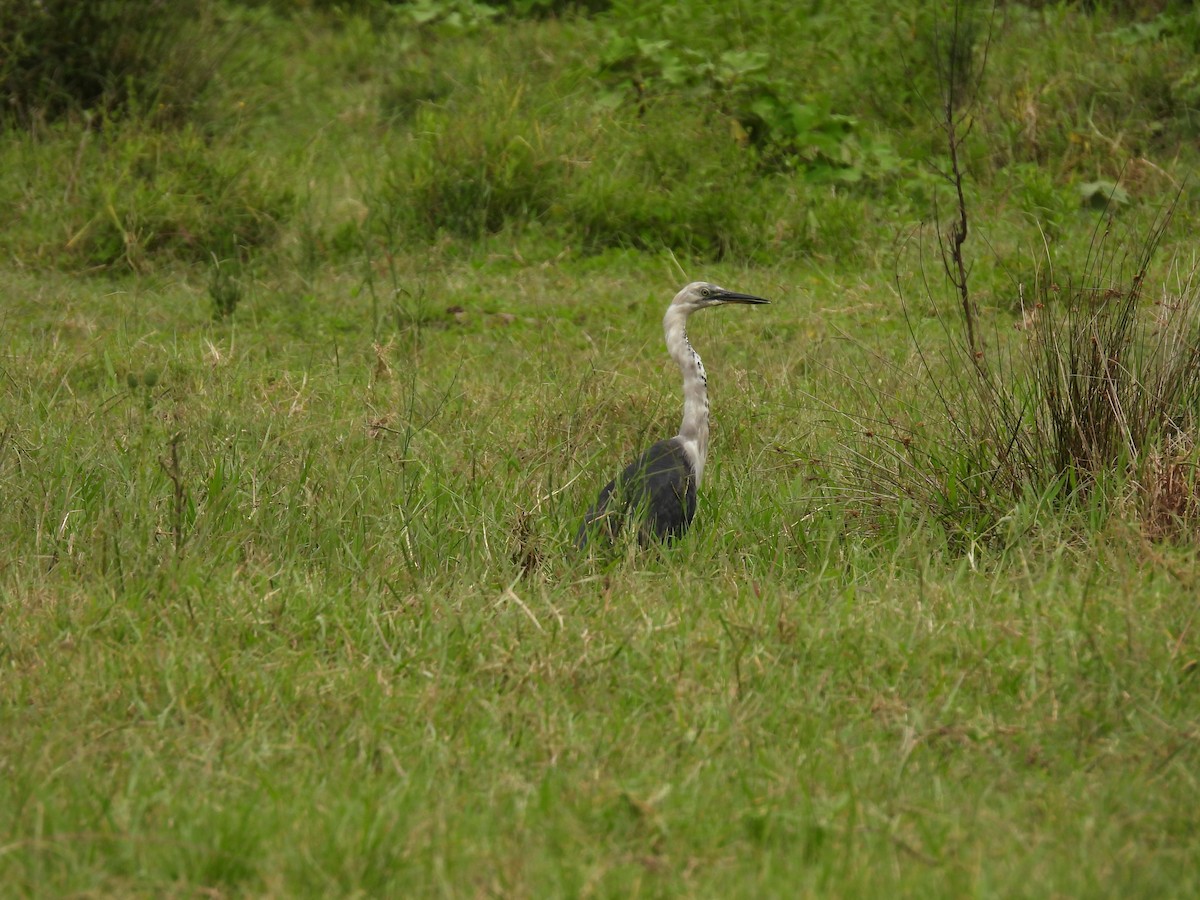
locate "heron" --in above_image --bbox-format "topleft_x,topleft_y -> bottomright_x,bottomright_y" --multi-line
576,281 -> 770,548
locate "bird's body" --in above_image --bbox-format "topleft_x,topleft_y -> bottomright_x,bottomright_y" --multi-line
577,281 -> 769,548
576,437 -> 697,545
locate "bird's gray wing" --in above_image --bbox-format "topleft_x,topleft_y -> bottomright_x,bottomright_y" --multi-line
577,439 -> 695,547
635,439 -> 696,543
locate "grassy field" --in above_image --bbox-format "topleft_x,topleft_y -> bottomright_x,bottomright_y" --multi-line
3,1 -> 1200,896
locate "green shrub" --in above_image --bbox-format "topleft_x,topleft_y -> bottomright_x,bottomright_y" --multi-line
376,82 -> 823,262
379,62 -> 456,122
839,202 -> 1200,543
1,123 -> 293,271
594,31 -> 906,181
0,0 -> 218,125
561,105 -> 767,260
385,99 -> 563,241
83,128 -> 293,270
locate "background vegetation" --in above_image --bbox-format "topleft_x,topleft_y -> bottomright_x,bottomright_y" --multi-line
2,0 -> 1199,895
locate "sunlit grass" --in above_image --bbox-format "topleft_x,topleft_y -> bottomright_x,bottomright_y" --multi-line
4,246 -> 1199,895
3,1 -> 1200,895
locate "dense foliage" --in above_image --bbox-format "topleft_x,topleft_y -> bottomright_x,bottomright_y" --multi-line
4,0 -> 1199,270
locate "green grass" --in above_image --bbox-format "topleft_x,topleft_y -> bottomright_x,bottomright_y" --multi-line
3,1 -> 1200,895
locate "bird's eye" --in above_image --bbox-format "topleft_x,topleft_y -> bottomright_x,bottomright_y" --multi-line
700,287 -> 711,297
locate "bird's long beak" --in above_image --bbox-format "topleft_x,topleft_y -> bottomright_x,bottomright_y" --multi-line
715,290 -> 769,305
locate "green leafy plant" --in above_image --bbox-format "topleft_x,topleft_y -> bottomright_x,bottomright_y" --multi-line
596,34 -> 903,182
402,0 -> 499,34
209,250 -> 246,321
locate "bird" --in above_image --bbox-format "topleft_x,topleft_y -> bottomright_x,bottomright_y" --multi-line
576,281 -> 770,548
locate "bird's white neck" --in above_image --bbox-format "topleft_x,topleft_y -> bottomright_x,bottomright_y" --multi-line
663,304 -> 709,485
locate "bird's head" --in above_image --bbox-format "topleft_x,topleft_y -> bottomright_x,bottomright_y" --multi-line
671,281 -> 770,312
